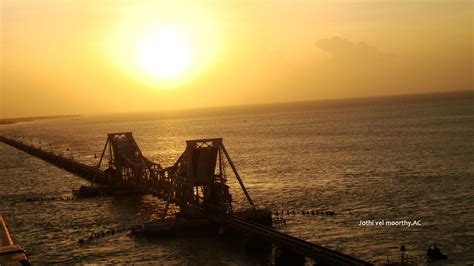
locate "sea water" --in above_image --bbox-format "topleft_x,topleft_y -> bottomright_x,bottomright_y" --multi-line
0,91 -> 473,264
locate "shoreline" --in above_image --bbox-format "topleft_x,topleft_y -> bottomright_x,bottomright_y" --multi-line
0,115 -> 81,126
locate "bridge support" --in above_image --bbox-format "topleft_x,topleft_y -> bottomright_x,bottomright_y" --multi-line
159,138 -> 256,220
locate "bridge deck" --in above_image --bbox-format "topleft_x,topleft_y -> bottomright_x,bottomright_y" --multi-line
218,214 -> 372,265
0,135 -> 104,182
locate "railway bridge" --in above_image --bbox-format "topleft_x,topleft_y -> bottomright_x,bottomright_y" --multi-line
0,133 -> 372,265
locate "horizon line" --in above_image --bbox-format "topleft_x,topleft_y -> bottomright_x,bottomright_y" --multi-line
1,89 -> 472,121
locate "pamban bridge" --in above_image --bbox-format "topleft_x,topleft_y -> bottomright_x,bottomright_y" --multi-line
0,132 -> 372,265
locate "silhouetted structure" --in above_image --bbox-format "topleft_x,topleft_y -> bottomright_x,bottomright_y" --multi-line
0,133 -> 372,266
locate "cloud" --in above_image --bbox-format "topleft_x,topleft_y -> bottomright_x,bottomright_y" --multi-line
310,36 -> 471,97
276,36 -> 403,99
315,36 -> 393,65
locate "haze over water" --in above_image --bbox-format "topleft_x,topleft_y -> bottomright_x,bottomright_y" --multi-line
0,91 -> 473,264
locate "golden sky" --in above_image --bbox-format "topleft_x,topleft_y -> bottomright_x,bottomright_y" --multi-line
1,0 -> 472,118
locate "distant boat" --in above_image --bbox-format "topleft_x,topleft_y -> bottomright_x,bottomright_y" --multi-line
426,244 -> 448,262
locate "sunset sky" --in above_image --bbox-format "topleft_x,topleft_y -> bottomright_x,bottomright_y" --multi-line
1,0 -> 472,118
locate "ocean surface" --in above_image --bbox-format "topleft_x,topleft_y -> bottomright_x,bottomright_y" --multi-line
0,91 -> 473,265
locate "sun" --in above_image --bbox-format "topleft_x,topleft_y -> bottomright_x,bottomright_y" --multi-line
108,6 -> 219,89
136,29 -> 192,79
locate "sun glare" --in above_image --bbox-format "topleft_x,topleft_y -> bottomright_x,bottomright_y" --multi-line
108,5 -> 219,89
136,29 -> 192,79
